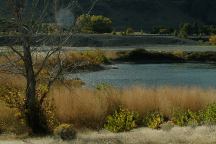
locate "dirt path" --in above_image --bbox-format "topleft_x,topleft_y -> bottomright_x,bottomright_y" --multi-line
1,126 -> 216,144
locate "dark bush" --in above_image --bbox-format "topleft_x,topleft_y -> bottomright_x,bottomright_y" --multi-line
123,49 -> 184,63
54,124 -> 76,140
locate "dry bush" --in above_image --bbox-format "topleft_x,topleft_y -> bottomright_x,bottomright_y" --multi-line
52,86 -> 216,128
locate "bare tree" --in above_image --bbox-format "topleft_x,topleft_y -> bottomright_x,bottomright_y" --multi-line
0,0 -> 98,134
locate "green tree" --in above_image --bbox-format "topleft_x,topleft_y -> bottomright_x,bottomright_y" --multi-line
76,14 -> 112,33
76,14 -> 93,33
179,23 -> 193,36
91,15 -> 112,33
177,23 -> 193,38
1,0 -> 96,134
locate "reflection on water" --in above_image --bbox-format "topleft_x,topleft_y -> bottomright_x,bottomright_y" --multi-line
67,63 -> 216,88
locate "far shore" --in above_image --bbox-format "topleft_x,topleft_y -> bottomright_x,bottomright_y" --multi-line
0,34 -> 199,47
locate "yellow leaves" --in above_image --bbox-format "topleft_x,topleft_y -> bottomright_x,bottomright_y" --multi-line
104,107 -> 140,133
0,86 -> 25,109
37,84 -> 49,95
91,15 -> 112,25
143,112 -> 164,129
14,112 -> 22,119
209,35 -> 216,45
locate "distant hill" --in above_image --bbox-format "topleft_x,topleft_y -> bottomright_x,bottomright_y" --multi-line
76,0 -> 216,31
1,0 -> 216,31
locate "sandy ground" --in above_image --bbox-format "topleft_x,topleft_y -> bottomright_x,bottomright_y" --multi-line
1,126 -> 216,144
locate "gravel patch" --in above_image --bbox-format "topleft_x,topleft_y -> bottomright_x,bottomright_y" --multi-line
1,126 -> 216,144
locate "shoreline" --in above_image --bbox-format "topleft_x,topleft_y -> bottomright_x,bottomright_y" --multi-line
0,34 -> 198,47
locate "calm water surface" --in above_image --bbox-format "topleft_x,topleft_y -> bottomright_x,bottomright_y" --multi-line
68,63 -> 216,88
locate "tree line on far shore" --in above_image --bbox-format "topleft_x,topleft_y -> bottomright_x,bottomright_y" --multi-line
1,14 -> 216,38
151,23 -> 216,38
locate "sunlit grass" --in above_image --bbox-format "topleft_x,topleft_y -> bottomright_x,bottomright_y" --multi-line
52,85 -> 216,128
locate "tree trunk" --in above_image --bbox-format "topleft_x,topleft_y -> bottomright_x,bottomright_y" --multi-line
23,36 -> 49,134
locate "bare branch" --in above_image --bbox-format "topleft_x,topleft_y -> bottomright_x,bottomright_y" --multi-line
35,46 -> 61,77
39,51 -> 63,104
35,0 -> 50,24
8,46 -> 24,60
87,0 -> 99,15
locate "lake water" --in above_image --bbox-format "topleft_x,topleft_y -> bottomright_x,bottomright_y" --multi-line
68,63 -> 216,88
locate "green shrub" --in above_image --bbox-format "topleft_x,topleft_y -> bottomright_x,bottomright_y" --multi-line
104,108 -> 140,133
173,50 -> 186,59
171,109 -> 200,127
76,15 -> 92,33
0,85 -> 59,134
199,103 -> 216,125
96,83 -> 112,90
81,49 -> 110,65
172,104 -> 216,127
142,111 -> 164,129
38,23 -> 59,34
178,23 -> 192,38
54,124 -> 76,140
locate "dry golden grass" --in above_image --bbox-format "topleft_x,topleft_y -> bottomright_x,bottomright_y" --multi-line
103,50 -> 121,60
0,101 -> 28,134
51,86 -> 216,128
0,73 -> 26,89
0,102 -> 18,132
50,86 -> 111,128
0,71 -> 216,130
